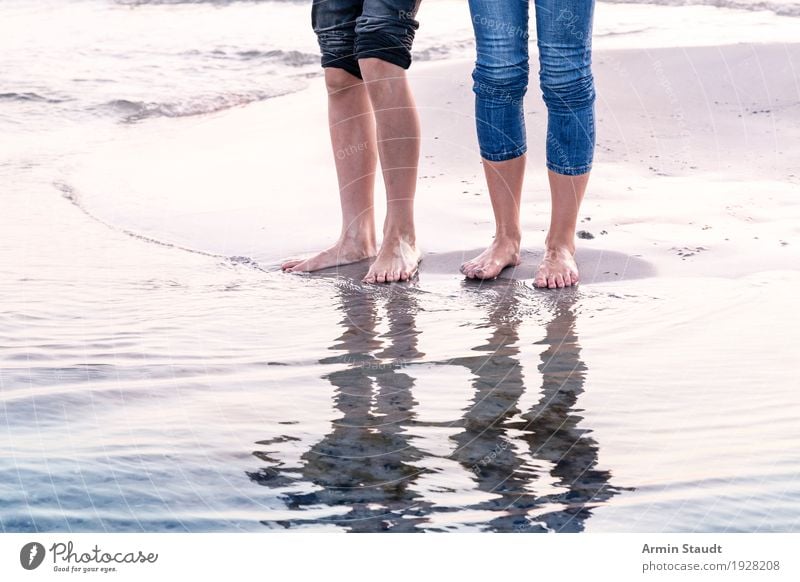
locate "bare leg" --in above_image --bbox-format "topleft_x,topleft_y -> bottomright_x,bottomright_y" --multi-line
282,68 -> 378,272
460,155 -> 525,280
358,58 -> 421,284
533,170 -> 589,289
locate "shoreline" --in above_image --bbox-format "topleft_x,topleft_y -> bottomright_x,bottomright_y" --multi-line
66,42 -> 800,285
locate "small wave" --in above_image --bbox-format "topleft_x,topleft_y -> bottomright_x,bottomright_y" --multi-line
0,92 -> 69,104
237,49 -> 318,66
415,45 -> 455,63
600,0 -> 800,18
53,180 -> 266,273
53,180 -> 221,259
414,40 -> 473,63
199,48 -> 318,67
97,91 -> 280,122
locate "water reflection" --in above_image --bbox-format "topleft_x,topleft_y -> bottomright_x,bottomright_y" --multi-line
250,280 -> 629,531
249,283 -> 431,531
444,283 -> 628,532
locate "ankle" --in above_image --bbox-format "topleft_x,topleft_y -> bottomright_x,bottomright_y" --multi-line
382,217 -> 416,244
340,223 -> 376,249
382,228 -> 416,247
544,233 -> 576,255
494,230 -> 521,249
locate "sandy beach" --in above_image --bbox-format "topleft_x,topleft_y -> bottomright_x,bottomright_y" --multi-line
67,42 -> 800,282
2,0 -> 799,533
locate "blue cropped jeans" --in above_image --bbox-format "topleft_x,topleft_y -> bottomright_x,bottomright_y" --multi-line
469,0 -> 596,175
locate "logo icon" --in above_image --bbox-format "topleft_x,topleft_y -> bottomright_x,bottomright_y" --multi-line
20,542 -> 46,570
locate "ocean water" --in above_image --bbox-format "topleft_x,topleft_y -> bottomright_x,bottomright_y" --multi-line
2,0 -> 800,532
603,0 -> 800,17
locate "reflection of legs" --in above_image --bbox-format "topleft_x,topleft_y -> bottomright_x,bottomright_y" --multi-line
462,0 -> 529,280
269,285 -> 426,531
445,291 -> 622,532
533,0 -> 596,288
311,286 -> 425,530
519,300 -> 618,531
359,58 -> 422,284
445,287 -> 542,531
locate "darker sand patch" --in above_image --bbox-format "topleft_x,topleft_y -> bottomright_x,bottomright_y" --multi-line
420,248 -> 656,284
275,247 -> 656,285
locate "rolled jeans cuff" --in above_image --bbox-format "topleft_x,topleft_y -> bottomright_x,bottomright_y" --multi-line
480,144 -> 528,163
546,161 -> 593,176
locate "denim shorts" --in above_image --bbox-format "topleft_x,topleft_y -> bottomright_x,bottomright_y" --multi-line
311,0 -> 421,79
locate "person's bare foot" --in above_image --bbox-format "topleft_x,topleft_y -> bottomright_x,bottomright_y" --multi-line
533,244 -> 579,289
460,236 -> 521,280
362,232 -> 420,283
282,234 -> 376,272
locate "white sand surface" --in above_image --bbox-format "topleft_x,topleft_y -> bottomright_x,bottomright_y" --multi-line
66,41 -> 800,285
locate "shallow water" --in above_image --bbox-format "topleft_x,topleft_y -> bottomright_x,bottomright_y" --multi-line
2,0 -> 800,533
3,173 -> 799,532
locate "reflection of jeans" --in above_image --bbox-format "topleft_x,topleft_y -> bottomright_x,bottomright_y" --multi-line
311,0 -> 421,80
468,0 -> 595,175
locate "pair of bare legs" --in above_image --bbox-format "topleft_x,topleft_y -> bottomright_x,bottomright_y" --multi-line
281,58 -> 421,283
460,154 -> 589,289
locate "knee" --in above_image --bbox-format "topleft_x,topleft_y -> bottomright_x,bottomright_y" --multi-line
324,67 -> 363,96
539,65 -> 595,112
358,57 -> 402,82
472,61 -> 529,104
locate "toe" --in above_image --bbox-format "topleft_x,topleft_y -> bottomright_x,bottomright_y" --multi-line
548,275 -> 557,289
376,271 -> 387,284
483,262 -> 502,280
555,274 -> 565,288
474,260 -> 494,279
281,259 -> 302,271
